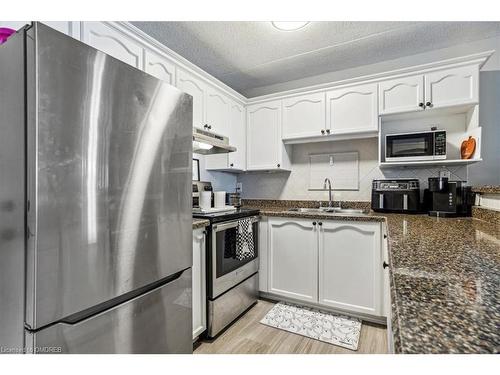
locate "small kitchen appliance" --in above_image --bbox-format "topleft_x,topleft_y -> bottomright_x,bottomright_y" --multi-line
371,179 -> 421,213
423,178 -> 474,217
385,129 -> 446,161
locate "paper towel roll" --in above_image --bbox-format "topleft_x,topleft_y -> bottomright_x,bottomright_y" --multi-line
200,191 -> 212,209
214,191 -> 226,208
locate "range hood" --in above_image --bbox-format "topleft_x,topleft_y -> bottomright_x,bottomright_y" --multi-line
193,127 -> 236,155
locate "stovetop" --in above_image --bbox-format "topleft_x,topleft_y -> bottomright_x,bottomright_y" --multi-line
192,208 -> 260,224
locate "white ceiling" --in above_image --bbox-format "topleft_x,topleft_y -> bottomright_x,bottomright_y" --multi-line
131,21 -> 500,97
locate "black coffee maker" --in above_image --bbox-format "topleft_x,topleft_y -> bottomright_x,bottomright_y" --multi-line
423,177 -> 474,217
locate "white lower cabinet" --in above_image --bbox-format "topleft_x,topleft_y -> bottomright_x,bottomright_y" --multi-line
268,219 -> 318,302
318,221 -> 381,316
192,228 -> 207,340
264,217 -> 384,318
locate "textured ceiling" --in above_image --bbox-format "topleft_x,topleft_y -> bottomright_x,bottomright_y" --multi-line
131,21 -> 500,97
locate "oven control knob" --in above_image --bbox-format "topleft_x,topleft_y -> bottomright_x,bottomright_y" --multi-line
312,221 -> 317,226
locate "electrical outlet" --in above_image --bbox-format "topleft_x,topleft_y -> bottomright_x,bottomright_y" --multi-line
236,182 -> 243,193
439,170 -> 451,179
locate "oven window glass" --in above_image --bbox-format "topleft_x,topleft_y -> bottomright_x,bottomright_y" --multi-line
214,221 -> 258,278
387,133 -> 432,158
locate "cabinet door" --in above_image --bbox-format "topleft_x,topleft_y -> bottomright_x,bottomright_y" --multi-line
282,92 -> 326,139
42,22 -> 80,39
228,102 -> 246,170
192,228 -> 207,340
246,100 -> 282,170
326,83 -> 378,134
319,221 -> 381,315
206,87 -> 230,136
424,65 -> 479,109
378,75 -> 424,115
176,69 -> 206,129
268,219 -> 318,303
81,22 -> 143,69
144,49 -> 176,85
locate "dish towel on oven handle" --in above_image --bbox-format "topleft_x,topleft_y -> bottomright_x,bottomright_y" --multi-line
236,218 -> 254,260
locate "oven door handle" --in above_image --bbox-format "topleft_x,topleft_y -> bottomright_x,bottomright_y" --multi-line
212,216 -> 259,232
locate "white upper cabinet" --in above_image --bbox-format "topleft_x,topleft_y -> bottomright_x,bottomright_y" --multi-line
378,75 -> 425,115
176,68 -> 207,130
205,100 -> 246,171
424,65 -> 479,109
247,100 -> 289,171
268,219 -> 318,303
82,22 -> 143,69
144,49 -> 176,85
206,87 -> 230,136
282,92 -> 326,139
228,102 -> 246,170
318,221 -> 382,316
326,83 -> 378,134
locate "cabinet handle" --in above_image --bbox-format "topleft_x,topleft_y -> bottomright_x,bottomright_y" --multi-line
312,222 -> 317,226
277,164 -> 280,168
418,102 -> 424,108
425,102 -> 432,108
383,234 -> 387,239
203,124 -> 208,129
321,129 -> 325,135
230,163 -> 234,167
318,222 -> 323,226
383,261 -> 389,269
326,129 -> 330,134
208,125 -> 212,130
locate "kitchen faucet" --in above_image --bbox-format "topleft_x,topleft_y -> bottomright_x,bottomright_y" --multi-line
322,178 -> 342,209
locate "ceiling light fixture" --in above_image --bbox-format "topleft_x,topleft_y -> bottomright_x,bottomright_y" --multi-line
271,21 -> 310,31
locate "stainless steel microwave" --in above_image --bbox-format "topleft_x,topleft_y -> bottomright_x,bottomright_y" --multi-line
385,130 -> 446,162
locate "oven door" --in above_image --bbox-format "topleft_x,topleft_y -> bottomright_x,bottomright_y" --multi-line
386,132 -> 434,161
209,216 -> 259,299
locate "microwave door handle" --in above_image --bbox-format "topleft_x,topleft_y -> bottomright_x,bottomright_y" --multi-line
213,216 -> 259,232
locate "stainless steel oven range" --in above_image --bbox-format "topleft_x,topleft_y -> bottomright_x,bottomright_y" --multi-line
193,197 -> 259,338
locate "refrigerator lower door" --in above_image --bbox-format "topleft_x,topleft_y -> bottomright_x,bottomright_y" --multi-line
26,269 -> 192,354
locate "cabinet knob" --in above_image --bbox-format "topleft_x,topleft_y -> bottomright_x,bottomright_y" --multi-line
326,129 -> 330,134
425,102 -> 432,108
203,124 -> 208,129
230,163 -> 234,167
321,129 -> 325,135
277,164 -> 280,168
208,125 -> 212,129
318,222 -> 323,226
383,261 -> 389,269
418,102 -> 424,108
312,221 -> 317,226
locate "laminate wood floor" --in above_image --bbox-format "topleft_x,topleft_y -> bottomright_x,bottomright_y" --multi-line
194,300 -> 388,354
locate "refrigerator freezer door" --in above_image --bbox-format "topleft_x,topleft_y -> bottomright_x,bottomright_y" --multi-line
26,269 -> 192,354
26,23 -> 193,329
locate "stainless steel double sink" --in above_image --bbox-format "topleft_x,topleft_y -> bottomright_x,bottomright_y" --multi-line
287,207 -> 366,215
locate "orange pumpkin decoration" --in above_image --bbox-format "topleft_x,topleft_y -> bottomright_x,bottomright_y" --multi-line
461,136 -> 476,159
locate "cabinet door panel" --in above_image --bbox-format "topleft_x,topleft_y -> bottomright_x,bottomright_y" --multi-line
319,222 -> 381,315
282,92 -> 325,139
246,101 -> 282,170
326,83 -> 378,134
425,65 -> 479,108
176,69 -> 206,129
206,88 -> 230,136
144,50 -> 176,85
192,228 -> 206,340
228,102 -> 246,170
82,22 -> 143,68
379,75 -> 424,115
268,219 -> 318,303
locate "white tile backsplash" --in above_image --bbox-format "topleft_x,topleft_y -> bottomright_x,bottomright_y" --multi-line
238,138 -> 469,201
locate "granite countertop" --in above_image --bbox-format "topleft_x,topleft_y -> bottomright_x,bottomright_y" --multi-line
244,201 -> 500,353
192,218 -> 210,230
472,185 -> 500,194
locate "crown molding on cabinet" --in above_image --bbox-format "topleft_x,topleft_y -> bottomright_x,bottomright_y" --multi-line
246,50 -> 494,105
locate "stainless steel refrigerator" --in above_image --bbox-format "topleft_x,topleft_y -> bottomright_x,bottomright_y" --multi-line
0,22 -> 193,354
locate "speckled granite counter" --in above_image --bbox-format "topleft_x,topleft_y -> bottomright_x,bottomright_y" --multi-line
472,185 -> 500,194
192,218 -> 209,230
243,200 -> 500,353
